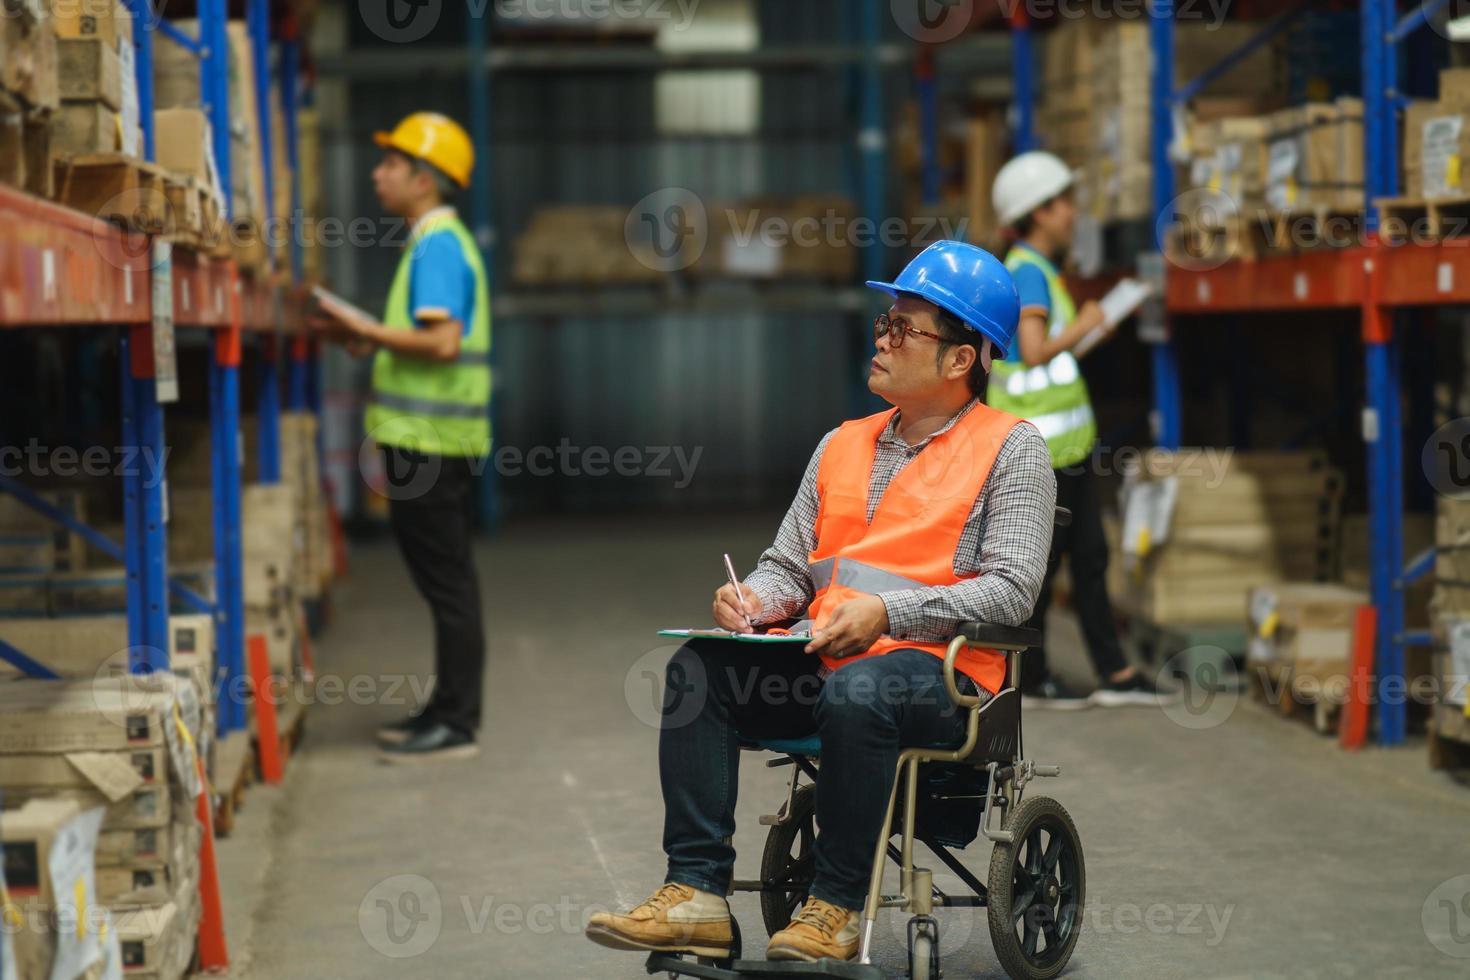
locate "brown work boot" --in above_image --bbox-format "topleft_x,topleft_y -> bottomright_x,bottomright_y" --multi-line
766,897 -> 861,962
584,883 -> 733,958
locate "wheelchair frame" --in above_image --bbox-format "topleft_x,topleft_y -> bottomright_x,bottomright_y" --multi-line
647,621 -> 1082,980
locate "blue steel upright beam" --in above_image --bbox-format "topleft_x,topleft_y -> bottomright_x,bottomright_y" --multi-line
119,329 -> 170,673
1362,0 -> 1406,745
1010,8 -> 1035,152
1149,0 -> 1182,450
123,0 -> 155,160
248,0 -> 275,256
211,327 -> 247,733
201,0 -> 232,219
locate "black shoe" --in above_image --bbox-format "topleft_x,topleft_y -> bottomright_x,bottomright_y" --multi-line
376,711 -> 439,746
378,723 -> 479,763
1020,677 -> 1093,711
1090,672 -> 1178,708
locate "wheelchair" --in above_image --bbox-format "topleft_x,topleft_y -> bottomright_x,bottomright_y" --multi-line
645,619 -> 1086,980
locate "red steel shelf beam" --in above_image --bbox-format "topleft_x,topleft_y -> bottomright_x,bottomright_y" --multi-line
0,185 -> 151,327
1165,240 -> 1470,315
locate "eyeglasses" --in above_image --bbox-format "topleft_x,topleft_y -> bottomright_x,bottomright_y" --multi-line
873,313 -> 947,349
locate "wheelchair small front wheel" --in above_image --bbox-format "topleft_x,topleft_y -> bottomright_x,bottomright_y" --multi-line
985,794 -> 1084,980
907,915 -> 938,980
759,784 -> 817,936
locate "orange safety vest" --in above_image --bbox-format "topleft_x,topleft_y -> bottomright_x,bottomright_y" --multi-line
807,402 -> 1027,694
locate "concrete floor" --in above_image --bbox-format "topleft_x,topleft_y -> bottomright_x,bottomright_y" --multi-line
222,514 -> 1470,979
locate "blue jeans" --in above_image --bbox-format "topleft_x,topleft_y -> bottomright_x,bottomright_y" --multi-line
659,640 -> 978,912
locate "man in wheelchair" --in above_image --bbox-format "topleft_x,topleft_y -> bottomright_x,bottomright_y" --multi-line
586,241 -> 1058,965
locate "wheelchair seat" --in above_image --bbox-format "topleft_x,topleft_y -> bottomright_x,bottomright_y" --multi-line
742,734 -> 821,757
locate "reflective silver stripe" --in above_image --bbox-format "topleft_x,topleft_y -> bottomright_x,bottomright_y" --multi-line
456,349 -> 491,366
808,558 -> 928,595
370,392 -> 486,419
836,560 -> 928,594
1029,404 -> 1094,441
809,557 -> 836,592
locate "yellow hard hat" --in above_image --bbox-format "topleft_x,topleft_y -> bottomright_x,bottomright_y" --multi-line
373,112 -> 474,188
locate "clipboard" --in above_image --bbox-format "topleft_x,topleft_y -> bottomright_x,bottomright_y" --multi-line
659,629 -> 812,644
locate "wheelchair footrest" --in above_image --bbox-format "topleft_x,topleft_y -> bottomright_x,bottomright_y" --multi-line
646,953 -> 886,979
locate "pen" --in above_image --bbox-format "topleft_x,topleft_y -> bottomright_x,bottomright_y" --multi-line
723,553 -> 753,632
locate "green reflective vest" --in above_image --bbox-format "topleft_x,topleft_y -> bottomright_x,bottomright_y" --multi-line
986,246 -> 1096,469
365,208 -> 492,458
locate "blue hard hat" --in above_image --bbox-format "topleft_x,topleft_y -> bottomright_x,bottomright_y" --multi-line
865,240 -> 1019,359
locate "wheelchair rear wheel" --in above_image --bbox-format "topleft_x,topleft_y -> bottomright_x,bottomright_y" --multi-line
985,794 -> 1084,980
759,784 -> 817,936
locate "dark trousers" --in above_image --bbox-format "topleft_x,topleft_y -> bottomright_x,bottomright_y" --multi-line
660,641 -> 977,912
1021,461 -> 1126,689
383,446 -> 486,736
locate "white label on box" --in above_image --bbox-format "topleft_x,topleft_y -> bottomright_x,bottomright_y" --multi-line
1440,262 -> 1455,294
49,808 -> 105,980
721,236 -> 781,278
1247,636 -> 1274,664
117,40 -> 140,159
1266,139 -> 1299,210
1120,476 -> 1178,557
1249,588 -> 1278,629
42,248 -> 57,303
1450,622 -> 1470,707
1423,115 -> 1462,199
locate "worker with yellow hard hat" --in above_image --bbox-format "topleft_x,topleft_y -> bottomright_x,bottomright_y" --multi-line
310,111 -> 491,762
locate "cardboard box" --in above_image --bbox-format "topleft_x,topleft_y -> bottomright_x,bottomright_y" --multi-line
0,675 -> 186,754
1,13 -> 59,110
246,602 -> 297,677
153,107 -> 211,182
1264,98 -> 1365,212
57,36 -> 120,109
96,824 -> 173,866
113,899 -> 197,976
0,614 -> 213,682
6,781 -> 173,830
150,19 -> 202,110
1,797 -> 87,980
50,98 -> 121,155
49,0 -> 131,45
1246,582 -> 1367,703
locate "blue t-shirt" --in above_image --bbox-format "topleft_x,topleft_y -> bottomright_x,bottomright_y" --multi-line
408,230 -> 475,337
1008,245 -> 1056,360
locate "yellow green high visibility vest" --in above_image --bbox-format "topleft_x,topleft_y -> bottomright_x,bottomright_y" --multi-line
365,208 -> 492,458
986,246 -> 1096,469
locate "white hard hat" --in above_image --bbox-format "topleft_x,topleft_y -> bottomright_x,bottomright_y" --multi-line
992,151 -> 1075,227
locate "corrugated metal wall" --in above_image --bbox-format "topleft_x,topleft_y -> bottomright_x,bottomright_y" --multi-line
322,0 -> 910,516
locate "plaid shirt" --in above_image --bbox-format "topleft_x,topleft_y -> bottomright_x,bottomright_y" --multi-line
744,400 -> 1057,643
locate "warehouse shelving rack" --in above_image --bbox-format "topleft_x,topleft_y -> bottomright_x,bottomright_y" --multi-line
0,0 -> 317,747
995,0 -> 1446,746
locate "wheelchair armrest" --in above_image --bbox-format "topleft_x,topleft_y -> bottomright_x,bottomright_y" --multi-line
957,621 -> 1041,651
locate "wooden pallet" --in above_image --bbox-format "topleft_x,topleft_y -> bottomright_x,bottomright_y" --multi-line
213,729 -> 255,839
1166,212 -> 1276,266
1428,701 -> 1470,771
1266,207 -> 1365,253
1376,196 -> 1470,245
1245,661 -> 1345,735
52,153 -> 169,232
162,175 -> 206,247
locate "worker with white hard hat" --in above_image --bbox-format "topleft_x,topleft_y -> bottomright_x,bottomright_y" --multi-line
987,150 -> 1168,709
